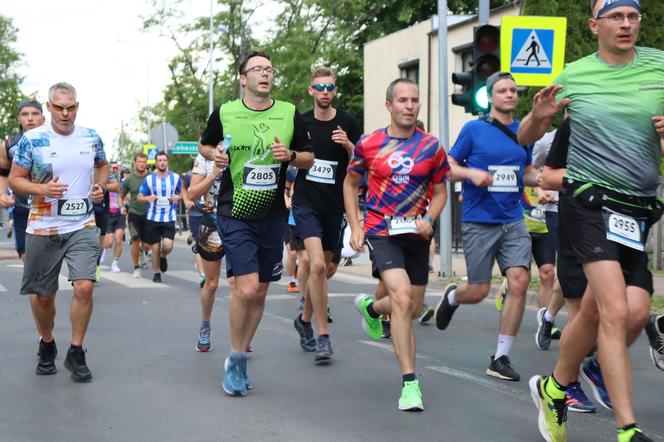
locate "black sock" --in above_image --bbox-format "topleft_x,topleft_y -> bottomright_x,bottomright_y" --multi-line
367,303 -> 380,319
657,315 -> 664,331
134,265 -> 139,270
70,344 -> 82,350
299,314 -> 311,325
548,374 -> 568,391
320,334 -> 329,338
402,373 -> 416,384
619,423 -> 638,432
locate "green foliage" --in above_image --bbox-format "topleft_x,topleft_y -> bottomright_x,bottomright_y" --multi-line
0,15 -> 26,140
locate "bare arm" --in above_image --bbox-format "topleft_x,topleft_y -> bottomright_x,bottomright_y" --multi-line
198,143 -> 217,161
523,165 -> 540,187
416,182 -> 448,239
188,171 -> 220,201
539,166 -> 567,191
517,85 -> 570,145
343,171 -> 364,252
291,151 -> 314,170
107,174 -> 120,193
447,155 -> 494,187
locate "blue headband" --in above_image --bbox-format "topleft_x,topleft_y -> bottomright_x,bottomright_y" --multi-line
594,0 -> 641,18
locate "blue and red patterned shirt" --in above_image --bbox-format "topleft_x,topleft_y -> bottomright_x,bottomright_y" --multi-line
347,127 -> 449,238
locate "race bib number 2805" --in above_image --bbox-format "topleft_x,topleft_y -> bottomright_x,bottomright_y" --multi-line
242,164 -> 280,191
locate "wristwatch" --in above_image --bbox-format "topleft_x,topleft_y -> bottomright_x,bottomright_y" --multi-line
290,150 -> 297,162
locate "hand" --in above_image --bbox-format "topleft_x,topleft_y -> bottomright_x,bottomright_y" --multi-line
171,194 -> 181,204
350,227 -> 365,253
271,136 -> 291,162
532,85 -> 570,121
284,195 -> 292,209
214,148 -> 229,169
652,116 -> 664,139
331,125 -> 350,147
0,193 -> 14,208
91,184 -> 104,204
120,206 -> 127,215
212,164 -> 224,178
147,194 -> 156,203
536,187 -> 554,204
470,169 -> 494,187
416,218 -> 433,238
184,199 -> 194,210
42,176 -> 68,199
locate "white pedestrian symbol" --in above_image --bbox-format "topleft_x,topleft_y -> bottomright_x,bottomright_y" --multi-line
512,30 -> 551,69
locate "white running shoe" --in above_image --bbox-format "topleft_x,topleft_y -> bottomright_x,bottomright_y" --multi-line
133,268 -> 142,279
111,261 -> 121,273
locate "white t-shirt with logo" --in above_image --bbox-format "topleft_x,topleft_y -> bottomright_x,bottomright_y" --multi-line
13,124 -> 106,235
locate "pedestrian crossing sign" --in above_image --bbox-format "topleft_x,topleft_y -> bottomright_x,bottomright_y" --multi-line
143,144 -> 158,165
500,16 -> 567,87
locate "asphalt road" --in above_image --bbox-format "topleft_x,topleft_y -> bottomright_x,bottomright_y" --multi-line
0,236 -> 662,442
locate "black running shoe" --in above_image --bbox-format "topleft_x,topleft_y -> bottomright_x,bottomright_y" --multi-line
64,347 -> 92,382
381,320 -> 391,339
153,273 -> 162,283
314,335 -> 333,363
293,315 -> 316,352
160,256 -> 168,273
435,283 -> 458,331
486,355 -> 520,381
36,339 -> 57,375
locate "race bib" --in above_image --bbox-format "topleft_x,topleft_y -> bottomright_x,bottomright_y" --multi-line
306,159 -> 338,184
242,163 -> 280,191
57,197 -> 91,220
488,165 -> 519,193
530,206 -> 545,221
386,215 -> 419,236
156,197 -> 171,208
602,207 -> 646,251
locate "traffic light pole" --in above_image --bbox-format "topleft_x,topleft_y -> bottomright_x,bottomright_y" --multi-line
479,0 -> 489,25
437,0 -> 453,278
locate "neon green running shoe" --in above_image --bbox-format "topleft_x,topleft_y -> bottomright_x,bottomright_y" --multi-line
495,278 -> 508,312
529,375 -> 567,442
95,265 -> 102,283
354,293 -> 383,340
398,380 -> 423,411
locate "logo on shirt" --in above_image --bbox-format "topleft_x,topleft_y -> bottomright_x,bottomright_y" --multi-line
388,151 -> 414,184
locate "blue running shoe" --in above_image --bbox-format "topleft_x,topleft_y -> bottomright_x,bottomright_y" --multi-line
222,354 -> 247,396
581,357 -> 612,410
239,354 -> 253,390
565,381 -> 596,413
195,329 -> 211,352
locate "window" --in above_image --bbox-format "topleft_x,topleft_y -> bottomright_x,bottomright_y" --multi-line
399,60 -> 419,84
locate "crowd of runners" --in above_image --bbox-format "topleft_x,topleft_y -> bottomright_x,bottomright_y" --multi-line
1,0 -> 663,441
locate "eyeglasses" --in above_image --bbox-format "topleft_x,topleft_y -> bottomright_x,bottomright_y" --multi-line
50,102 -> 78,113
596,13 -> 642,23
311,83 -> 336,92
242,66 -> 277,76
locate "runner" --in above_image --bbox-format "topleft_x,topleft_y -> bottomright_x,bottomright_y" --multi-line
344,78 -> 449,411
198,50 -> 313,396
8,82 -> 107,382
181,170 -> 206,287
121,152 -> 150,278
107,162 -> 126,273
187,152 -> 224,352
93,170 -> 119,281
284,166 -> 300,295
292,67 -> 361,362
433,71 -> 538,382
519,1 -> 663,439
137,151 -> 181,283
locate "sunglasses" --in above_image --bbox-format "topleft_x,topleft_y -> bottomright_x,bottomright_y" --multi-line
311,83 -> 336,92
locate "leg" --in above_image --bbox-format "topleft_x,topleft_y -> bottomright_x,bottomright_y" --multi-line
303,236 -> 330,336
500,266 -> 529,336
626,286 -> 650,346
131,238 -> 140,267
70,280 -> 94,346
229,273 -> 268,352
537,264 -> 555,308
161,238 -> 174,256
113,229 -> 124,260
32,294 -> 57,342
200,259 -> 222,322
150,242 -> 161,273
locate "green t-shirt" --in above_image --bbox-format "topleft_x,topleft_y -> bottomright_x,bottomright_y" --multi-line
555,47 -> 664,196
121,173 -> 148,216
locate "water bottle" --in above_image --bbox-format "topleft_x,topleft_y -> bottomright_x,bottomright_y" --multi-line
221,134 -> 232,154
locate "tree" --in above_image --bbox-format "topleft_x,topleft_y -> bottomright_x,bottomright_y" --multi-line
0,15 -> 26,140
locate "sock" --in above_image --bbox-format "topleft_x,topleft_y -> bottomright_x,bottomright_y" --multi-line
447,289 -> 457,306
617,424 -> 640,442
367,302 -> 380,319
494,334 -> 514,359
230,350 -> 244,359
544,374 -> 567,399
200,320 -> 210,331
544,309 -> 556,323
320,334 -> 329,338
134,265 -> 139,270
70,344 -> 82,350
299,314 -> 311,325
402,373 -> 416,384
289,276 -> 295,284
657,315 -> 664,331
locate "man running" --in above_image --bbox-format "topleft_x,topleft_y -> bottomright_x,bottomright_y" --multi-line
292,67 -> 361,362
434,71 -> 538,382
519,1 -> 663,440
9,82 -> 108,382
121,152 -> 150,278
344,78 -> 449,411
198,50 -> 313,396
137,151 -> 181,283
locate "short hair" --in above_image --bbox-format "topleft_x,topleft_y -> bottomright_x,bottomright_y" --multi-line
239,51 -> 271,75
311,66 -> 335,82
385,78 -> 418,102
48,82 -> 77,102
134,152 -> 148,161
156,151 -> 168,160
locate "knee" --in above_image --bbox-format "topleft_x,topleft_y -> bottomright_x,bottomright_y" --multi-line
309,259 -> 325,278
236,284 -> 261,303
466,284 -> 490,304
35,295 -> 55,308
391,293 -> 413,316
539,266 -> 555,285
629,304 -> 650,332
204,277 -> 219,292
507,271 -> 530,295
73,281 -> 94,300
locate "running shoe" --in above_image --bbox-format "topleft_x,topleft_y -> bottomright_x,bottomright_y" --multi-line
222,354 -> 247,396
239,354 -> 253,390
199,274 -> 206,289
645,314 -> 664,371
327,305 -> 334,323
564,381 -> 596,413
133,268 -> 142,279
551,326 -> 562,340
100,248 -> 107,264
354,293 -> 383,340
152,273 -> 162,283
139,251 -> 148,269
529,375 -> 567,442
297,296 -> 305,312
64,347 -> 93,382
581,357 -> 612,410
495,278 -> 507,312
195,329 -> 211,352
245,344 -> 253,353
287,282 -> 299,293
486,355 -> 520,381
535,307 -> 554,351
434,283 -> 458,331
314,335 -> 333,363
619,429 -> 654,442
95,265 -> 101,282
111,261 -> 121,273
36,339 -> 57,375
293,315 -> 316,352
160,256 -> 168,273
418,304 -> 434,324
398,380 -> 423,411
381,320 -> 391,339
186,235 -> 193,245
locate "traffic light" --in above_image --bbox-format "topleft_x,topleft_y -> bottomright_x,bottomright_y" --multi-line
472,24 -> 501,114
451,71 -> 473,114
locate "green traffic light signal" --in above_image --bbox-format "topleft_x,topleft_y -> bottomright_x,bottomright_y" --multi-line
474,85 -> 489,111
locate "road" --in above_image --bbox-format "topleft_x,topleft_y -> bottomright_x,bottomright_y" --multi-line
0,234 -> 662,442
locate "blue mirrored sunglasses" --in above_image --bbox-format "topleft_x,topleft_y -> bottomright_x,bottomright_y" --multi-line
311,83 -> 336,92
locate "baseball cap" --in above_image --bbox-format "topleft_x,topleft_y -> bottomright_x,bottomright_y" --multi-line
17,99 -> 43,114
486,72 -> 516,95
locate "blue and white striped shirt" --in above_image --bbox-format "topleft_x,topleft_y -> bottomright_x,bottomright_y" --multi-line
139,171 -> 181,222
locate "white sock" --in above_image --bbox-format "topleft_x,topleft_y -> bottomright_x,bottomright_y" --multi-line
447,289 -> 457,306
289,276 -> 295,284
544,310 -> 556,323
495,334 -> 514,359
